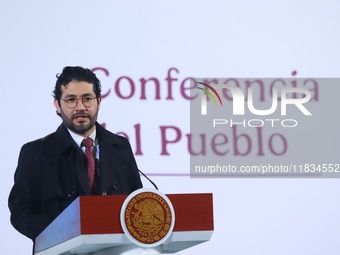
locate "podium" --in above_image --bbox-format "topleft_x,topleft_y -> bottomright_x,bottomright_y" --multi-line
34,193 -> 214,255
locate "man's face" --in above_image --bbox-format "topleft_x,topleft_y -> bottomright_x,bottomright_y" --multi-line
54,81 -> 101,137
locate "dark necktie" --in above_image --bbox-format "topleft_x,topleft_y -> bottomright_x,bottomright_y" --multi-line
81,138 -> 96,193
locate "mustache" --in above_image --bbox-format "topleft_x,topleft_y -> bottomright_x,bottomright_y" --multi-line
72,112 -> 91,119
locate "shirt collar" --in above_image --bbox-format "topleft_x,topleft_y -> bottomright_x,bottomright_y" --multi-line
68,128 -> 97,148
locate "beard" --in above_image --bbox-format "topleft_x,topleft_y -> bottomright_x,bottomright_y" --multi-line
60,109 -> 98,135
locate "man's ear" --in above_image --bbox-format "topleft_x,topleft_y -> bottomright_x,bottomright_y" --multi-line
97,96 -> 102,110
54,99 -> 61,115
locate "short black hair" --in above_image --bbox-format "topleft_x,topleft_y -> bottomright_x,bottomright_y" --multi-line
52,66 -> 101,103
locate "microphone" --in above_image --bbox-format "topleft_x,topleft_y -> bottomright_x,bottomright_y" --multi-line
95,158 -> 107,195
95,158 -> 100,174
138,169 -> 159,190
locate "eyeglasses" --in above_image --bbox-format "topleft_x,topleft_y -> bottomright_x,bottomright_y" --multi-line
61,96 -> 96,109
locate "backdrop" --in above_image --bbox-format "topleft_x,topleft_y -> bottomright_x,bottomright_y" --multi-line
1,1 -> 340,254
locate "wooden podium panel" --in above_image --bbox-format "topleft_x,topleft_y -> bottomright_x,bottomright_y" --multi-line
35,193 -> 213,255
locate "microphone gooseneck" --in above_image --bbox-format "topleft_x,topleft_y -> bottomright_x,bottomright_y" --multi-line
138,169 -> 159,190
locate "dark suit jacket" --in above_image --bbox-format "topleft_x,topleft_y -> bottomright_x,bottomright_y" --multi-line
8,123 -> 142,240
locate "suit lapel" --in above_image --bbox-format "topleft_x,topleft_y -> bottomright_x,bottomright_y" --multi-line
99,144 -> 120,194
96,124 -> 123,195
56,124 -> 92,196
74,148 -> 92,195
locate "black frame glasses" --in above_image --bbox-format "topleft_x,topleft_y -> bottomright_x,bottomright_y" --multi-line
61,96 -> 97,109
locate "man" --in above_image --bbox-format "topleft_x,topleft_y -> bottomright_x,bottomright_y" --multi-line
8,66 -> 143,241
